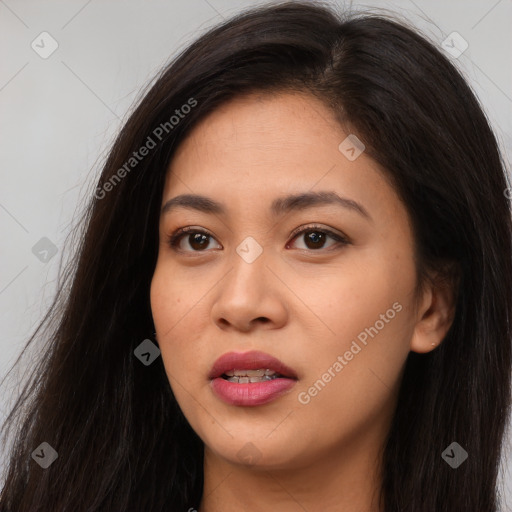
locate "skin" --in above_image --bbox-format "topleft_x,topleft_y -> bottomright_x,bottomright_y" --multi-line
150,91 -> 456,512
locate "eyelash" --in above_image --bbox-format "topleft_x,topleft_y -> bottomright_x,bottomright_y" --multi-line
166,224 -> 350,253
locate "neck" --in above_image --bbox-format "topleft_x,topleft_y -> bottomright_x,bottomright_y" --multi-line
198,431 -> 385,512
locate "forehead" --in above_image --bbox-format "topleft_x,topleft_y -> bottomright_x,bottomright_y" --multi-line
170,92 -> 342,165
161,91 -> 401,223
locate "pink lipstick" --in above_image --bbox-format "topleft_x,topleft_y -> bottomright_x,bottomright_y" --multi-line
209,350 -> 298,406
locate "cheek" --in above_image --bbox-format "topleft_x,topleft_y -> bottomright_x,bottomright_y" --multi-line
294,303 -> 412,446
319,247 -> 415,337
150,267 -> 174,330
150,269 -> 212,432
150,261 -> 194,329
150,265 -> 189,368
150,263 -> 211,387
298,250 -> 416,411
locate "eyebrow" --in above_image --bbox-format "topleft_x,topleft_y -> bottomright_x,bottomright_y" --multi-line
161,191 -> 371,220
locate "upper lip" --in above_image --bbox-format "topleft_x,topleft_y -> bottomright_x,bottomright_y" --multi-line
209,350 -> 298,380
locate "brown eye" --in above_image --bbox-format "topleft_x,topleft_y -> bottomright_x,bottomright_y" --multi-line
186,232 -> 210,251
287,225 -> 349,251
167,228 -> 221,252
302,230 -> 327,249
167,224 -> 349,254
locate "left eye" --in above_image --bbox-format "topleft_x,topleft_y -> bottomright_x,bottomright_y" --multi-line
167,225 -> 348,252
288,226 -> 348,251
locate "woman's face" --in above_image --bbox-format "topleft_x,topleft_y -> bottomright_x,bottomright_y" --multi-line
150,92 -> 439,471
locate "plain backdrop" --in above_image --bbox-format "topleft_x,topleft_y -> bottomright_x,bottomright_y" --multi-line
1,0 -> 511,506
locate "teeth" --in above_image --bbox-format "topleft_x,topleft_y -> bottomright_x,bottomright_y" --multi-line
225,375 -> 279,383
235,369 -> 266,377
224,369 -> 277,377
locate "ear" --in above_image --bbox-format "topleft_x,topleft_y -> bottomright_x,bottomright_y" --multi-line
410,268 -> 458,353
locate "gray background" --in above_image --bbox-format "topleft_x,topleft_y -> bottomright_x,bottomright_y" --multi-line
1,0 -> 511,506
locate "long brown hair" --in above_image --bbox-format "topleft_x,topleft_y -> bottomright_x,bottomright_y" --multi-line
1,2 -> 511,510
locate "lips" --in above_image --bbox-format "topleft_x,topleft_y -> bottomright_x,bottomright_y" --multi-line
208,350 -> 298,380
209,350 -> 298,407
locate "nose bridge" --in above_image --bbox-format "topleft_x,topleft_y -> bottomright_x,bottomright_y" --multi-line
235,234 -> 266,266
212,233 -> 287,330
226,234 -> 269,296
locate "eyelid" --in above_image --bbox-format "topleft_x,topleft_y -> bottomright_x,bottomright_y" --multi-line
166,223 -> 350,253
166,226 -> 220,251
287,223 -> 349,243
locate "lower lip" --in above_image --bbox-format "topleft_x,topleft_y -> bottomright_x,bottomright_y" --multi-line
210,377 -> 297,406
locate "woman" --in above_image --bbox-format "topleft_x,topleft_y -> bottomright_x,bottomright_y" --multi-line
1,1 -> 511,511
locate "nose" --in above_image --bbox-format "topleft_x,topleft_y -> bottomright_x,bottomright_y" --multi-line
211,245 -> 288,333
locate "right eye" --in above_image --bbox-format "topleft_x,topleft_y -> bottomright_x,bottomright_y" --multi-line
166,227 -> 222,252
